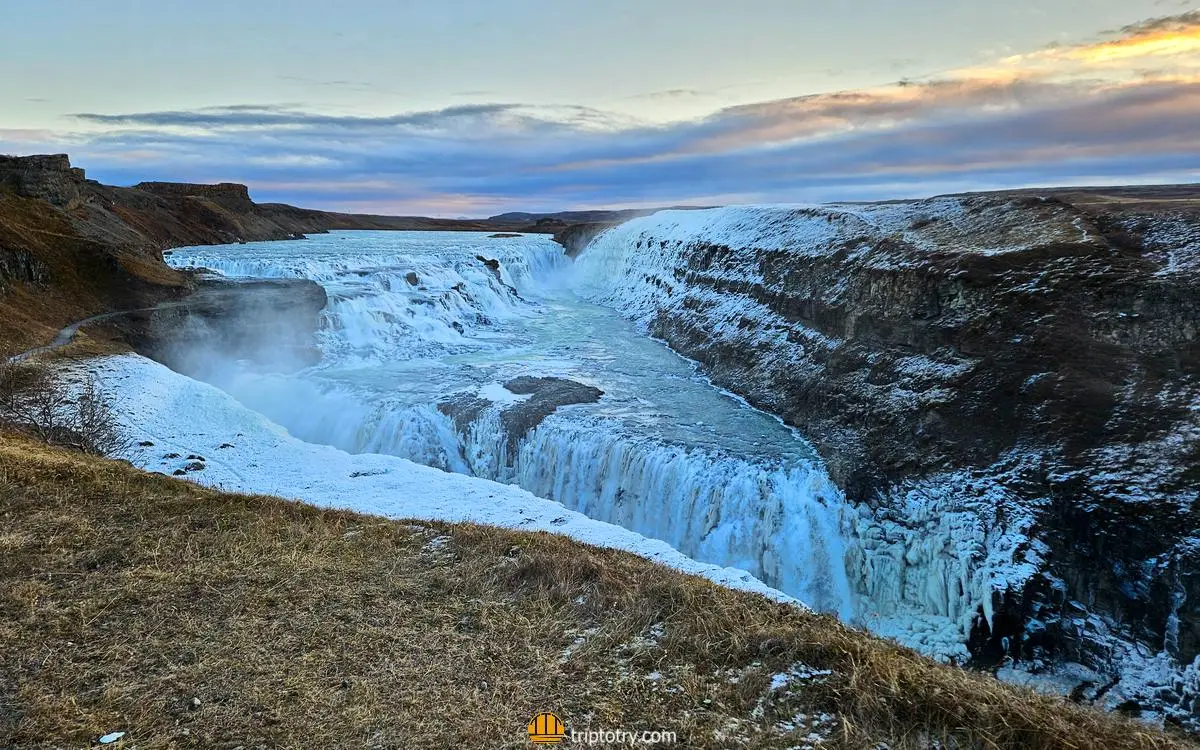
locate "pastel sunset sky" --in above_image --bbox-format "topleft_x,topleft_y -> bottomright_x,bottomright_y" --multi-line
3,0 -> 1198,214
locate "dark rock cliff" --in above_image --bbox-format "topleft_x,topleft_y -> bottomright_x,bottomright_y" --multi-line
576,189 -> 1200,720
123,275 -> 330,373
553,222 -> 617,259
0,154 -> 562,357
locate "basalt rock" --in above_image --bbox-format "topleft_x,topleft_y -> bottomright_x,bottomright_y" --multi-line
437,396 -> 493,434
124,275 -> 329,373
576,188 -> 1200,722
0,154 -> 87,207
498,377 -> 604,453
437,377 -> 604,456
553,222 -> 617,259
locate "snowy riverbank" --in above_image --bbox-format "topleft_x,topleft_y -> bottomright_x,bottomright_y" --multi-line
70,352 -> 795,604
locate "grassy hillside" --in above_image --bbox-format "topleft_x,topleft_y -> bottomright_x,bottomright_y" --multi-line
0,189 -> 186,357
1,435 -> 1193,749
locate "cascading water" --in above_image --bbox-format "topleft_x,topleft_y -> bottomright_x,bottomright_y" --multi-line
166,230 -> 857,618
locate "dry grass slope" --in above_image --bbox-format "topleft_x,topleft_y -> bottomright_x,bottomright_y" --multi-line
0,437 -> 1194,750
0,189 -> 185,358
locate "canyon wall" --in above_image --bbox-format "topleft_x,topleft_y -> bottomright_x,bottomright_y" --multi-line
575,191 -> 1200,721
0,154 -> 557,357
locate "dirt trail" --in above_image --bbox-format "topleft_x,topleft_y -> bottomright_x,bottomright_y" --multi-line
6,305 -> 171,363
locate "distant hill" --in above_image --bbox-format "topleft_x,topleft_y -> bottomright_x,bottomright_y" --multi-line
488,206 -> 713,225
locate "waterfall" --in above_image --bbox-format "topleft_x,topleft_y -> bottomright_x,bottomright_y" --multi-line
162,230 -> 858,630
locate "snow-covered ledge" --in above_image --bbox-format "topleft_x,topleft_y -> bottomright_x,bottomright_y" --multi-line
68,353 -> 796,605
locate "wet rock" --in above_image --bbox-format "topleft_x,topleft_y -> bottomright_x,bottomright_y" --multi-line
128,276 -> 328,375
474,255 -> 520,296
438,377 -> 604,456
436,396 -> 491,434
498,376 -> 604,453
553,222 -> 616,259
405,271 -> 419,286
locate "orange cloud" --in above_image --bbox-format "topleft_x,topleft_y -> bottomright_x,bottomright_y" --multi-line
975,11 -> 1200,80
679,12 -> 1200,156
1073,27 -> 1200,63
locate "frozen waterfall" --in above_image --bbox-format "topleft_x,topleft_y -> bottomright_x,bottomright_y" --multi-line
164,226 -> 1012,663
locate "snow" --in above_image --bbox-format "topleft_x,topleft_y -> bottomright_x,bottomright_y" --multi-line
478,382 -> 532,405
768,663 -> 833,693
69,353 -> 798,605
1119,214 -> 1200,276
573,208 -> 1052,664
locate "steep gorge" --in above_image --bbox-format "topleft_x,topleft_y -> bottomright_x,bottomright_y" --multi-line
5,151 -> 1200,726
573,192 -> 1200,721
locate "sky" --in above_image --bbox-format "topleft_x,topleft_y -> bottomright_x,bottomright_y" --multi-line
2,0 -> 1199,215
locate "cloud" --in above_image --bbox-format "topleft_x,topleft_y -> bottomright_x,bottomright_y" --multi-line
623,88 -> 710,102
971,9 -> 1200,78
1116,9 -> 1200,36
18,11 -> 1200,214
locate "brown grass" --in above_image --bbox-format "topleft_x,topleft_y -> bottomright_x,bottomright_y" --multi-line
0,189 -> 185,359
0,436 -> 1193,750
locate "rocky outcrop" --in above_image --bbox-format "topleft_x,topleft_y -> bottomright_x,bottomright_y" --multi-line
134,181 -> 254,209
0,154 -> 87,207
575,189 -> 1200,722
553,223 -> 617,259
124,274 -> 329,373
0,153 -> 573,358
497,376 -> 604,452
438,376 -> 604,454
0,249 -> 50,288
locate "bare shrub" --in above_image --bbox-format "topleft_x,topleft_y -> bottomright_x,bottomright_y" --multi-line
0,361 -> 131,456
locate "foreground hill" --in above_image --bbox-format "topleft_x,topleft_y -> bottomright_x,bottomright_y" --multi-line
1,434 -> 1191,749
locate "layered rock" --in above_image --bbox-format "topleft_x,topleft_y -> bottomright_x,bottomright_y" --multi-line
438,376 -> 605,456
0,153 -> 571,358
553,222 -> 617,259
124,274 -> 329,372
574,190 -> 1200,721
0,154 -> 87,207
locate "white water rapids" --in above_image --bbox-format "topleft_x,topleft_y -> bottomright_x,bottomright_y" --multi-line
164,225 -> 1043,665
166,231 -> 855,617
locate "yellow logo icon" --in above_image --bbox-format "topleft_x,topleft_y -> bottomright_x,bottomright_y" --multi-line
528,712 -> 567,744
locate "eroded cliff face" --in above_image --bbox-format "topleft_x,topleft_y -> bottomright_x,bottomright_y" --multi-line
575,191 -> 1200,720
0,154 -> 323,356
121,275 -> 329,373
0,153 -> 556,357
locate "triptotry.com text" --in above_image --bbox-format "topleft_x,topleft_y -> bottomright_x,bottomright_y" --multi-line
568,728 -> 677,746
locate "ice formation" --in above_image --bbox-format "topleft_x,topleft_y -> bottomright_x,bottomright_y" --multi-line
156,215 -> 1150,675
165,231 -> 855,618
